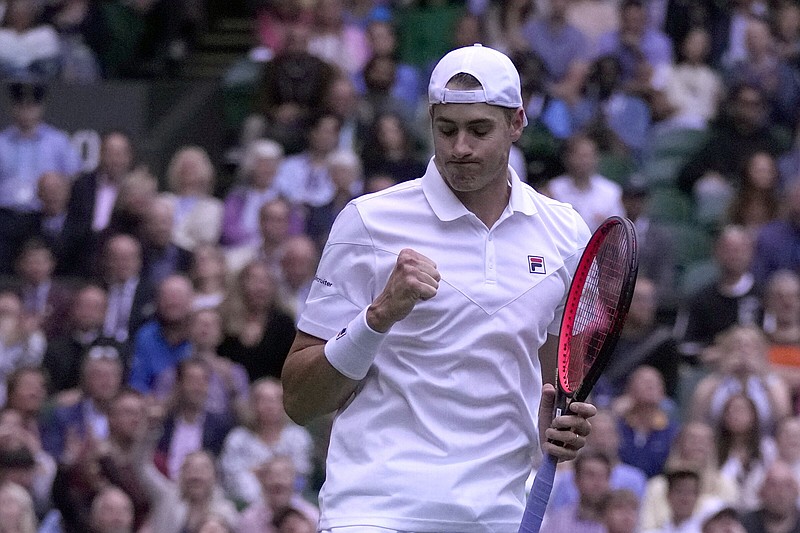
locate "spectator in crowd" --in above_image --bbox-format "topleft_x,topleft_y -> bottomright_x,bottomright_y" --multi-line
62,131 -> 135,278
219,378 -> 312,507
220,139 -> 284,249
509,48 -> 569,184
0,0 -> 61,80
642,469 -> 706,533
616,365 -> 681,478
0,480 -> 37,533
726,151 -> 781,234
595,278 -> 681,404
360,111 -> 427,185
304,149 -> 362,249
361,20 -> 421,109
572,55 -> 652,159
276,235 -> 319,320
42,350 -> 123,460
3,367 -> 47,436
225,197 -> 294,277
323,74 -> 364,154
275,112 -> 343,210
774,1 -> 800,70
751,180 -> 800,285
99,233 -> 154,343
0,289 -> 46,407
99,168 -> 158,247
677,84 -> 791,217
541,449 -> 612,533
740,460 -> 800,533
543,133 -> 625,231
254,21 -> 336,155
723,17 -> 800,132
136,447 -> 238,533
306,0 -> 369,78
549,409 -> 648,511
0,80 -> 81,274
154,308 -> 249,422
715,393 -> 774,511
620,179 -> 677,308
0,407 -> 56,518
188,244 -> 227,311
663,28 -> 725,130
689,325 -> 792,435
640,421 -> 738,531
273,508 -> 315,533
88,485 -> 134,533
600,488 -> 641,533
760,270 -> 800,403
595,0 -> 673,90
702,507 -> 747,533
154,358 -> 233,480
14,238 -> 73,340
254,0 -> 312,56
41,0 -> 104,83
520,0 -> 590,105
217,261 -> 295,382
139,197 -> 192,289
33,171 -> 71,268
42,284 -> 129,393
236,454 -> 318,533
161,146 -> 224,251
127,274 -> 193,393
773,416 -> 800,483
675,225 -> 761,360
357,54 -> 418,128
476,0 -> 531,53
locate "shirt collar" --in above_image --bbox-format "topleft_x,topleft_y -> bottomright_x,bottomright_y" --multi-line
422,157 -> 537,222
9,124 -> 44,141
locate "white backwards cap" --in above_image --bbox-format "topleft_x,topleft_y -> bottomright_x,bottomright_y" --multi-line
428,43 -> 528,126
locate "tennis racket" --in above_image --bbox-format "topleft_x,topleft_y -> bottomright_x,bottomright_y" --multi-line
518,215 -> 639,533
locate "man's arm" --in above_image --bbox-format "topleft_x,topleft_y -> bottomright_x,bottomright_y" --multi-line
281,331 -> 361,425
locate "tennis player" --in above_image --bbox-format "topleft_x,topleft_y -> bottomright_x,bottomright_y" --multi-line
282,44 -> 596,532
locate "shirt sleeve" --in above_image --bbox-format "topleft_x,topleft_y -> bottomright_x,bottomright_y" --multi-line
296,202 -> 380,341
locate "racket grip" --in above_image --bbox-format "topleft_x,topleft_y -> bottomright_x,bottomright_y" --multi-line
518,453 -> 558,533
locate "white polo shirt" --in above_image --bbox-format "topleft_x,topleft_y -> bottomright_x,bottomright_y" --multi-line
298,159 -> 590,532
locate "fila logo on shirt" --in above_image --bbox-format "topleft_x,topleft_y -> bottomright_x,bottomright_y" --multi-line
336,328 -> 347,340
528,255 -> 546,274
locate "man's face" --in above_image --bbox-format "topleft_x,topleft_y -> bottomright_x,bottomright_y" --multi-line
109,393 -> 145,441
83,358 -> 122,403
101,134 -> 133,182
431,102 -> 521,197
11,101 -> 43,131
71,287 -> 107,331
575,458 -> 611,506
667,477 -> 700,522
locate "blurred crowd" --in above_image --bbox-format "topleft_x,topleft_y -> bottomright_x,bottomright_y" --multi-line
4,0 -> 800,532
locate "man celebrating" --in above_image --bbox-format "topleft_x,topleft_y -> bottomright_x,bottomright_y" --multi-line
282,44 -> 596,531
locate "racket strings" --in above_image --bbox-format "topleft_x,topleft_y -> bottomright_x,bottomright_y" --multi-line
566,227 -> 631,392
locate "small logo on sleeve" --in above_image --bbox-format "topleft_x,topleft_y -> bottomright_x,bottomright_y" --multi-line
528,255 -> 546,274
314,276 -> 333,287
335,328 -> 347,340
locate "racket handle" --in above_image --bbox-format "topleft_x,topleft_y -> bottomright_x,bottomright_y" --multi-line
518,453 -> 557,533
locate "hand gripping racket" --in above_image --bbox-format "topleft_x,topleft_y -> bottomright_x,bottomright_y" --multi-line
518,215 -> 639,533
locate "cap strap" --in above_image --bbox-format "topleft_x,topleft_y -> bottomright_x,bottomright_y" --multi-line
440,88 -> 488,103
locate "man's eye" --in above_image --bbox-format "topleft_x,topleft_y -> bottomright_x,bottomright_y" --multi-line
439,128 -> 457,137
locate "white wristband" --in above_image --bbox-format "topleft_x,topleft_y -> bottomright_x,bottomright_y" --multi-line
324,307 -> 387,380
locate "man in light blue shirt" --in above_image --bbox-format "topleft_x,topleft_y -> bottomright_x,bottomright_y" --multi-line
0,81 -> 81,273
